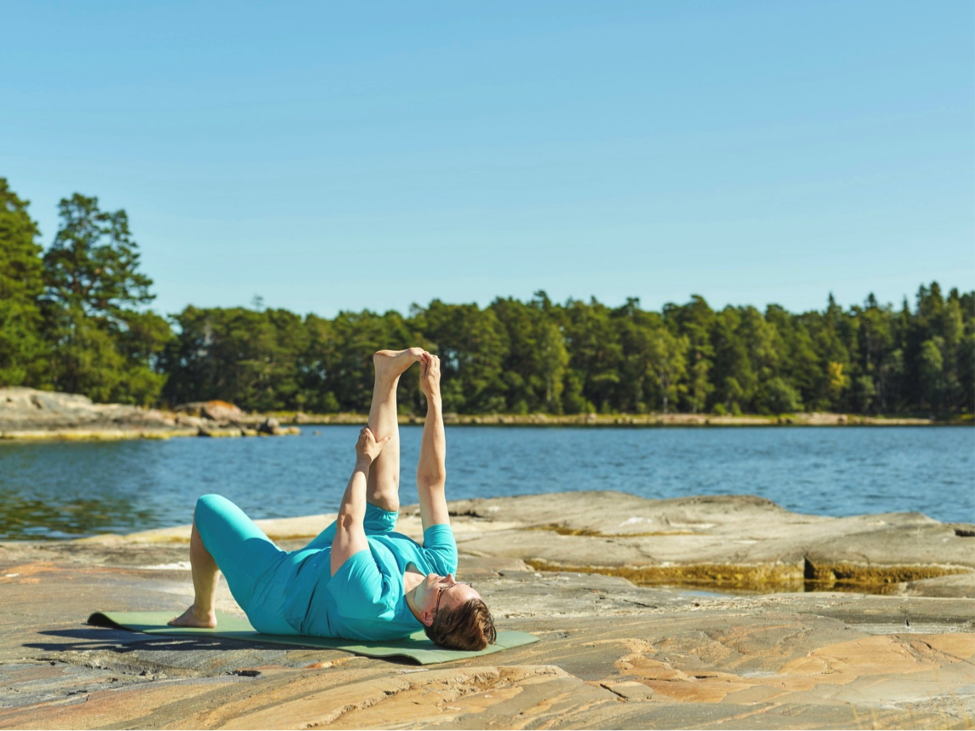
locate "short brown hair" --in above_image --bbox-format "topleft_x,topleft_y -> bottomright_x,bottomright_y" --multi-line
425,598 -> 497,651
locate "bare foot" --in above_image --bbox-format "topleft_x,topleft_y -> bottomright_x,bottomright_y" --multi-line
419,352 -> 442,400
373,348 -> 424,382
168,604 -> 217,628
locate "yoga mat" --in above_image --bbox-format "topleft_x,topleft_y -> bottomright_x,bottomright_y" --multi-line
87,611 -> 538,665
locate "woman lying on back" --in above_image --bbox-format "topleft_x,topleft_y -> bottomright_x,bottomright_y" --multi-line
168,349 -> 496,650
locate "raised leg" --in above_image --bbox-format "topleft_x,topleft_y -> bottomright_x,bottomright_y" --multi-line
366,348 -> 424,512
168,522 -> 219,627
416,353 -> 449,532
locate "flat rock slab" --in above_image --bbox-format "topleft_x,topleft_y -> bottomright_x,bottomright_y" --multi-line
438,492 -> 975,593
2,523 -> 974,730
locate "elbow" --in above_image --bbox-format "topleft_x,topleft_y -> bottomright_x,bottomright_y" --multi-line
335,512 -> 359,531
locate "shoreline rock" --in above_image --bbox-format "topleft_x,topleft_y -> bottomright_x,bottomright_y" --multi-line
440,492 -> 975,595
0,387 -> 300,440
290,410 -> 969,427
1,492 -> 972,729
78,492 -> 975,599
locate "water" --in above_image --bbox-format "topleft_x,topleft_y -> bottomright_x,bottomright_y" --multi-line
0,426 -> 971,540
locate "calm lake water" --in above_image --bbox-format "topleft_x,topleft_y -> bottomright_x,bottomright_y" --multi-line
0,426 -> 972,540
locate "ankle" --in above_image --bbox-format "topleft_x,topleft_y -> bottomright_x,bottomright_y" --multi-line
191,603 -> 215,619
374,375 -> 400,391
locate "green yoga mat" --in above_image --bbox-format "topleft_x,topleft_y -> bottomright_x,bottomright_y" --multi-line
87,611 -> 538,665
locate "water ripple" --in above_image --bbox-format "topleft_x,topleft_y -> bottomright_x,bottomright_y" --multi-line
0,425 -> 972,539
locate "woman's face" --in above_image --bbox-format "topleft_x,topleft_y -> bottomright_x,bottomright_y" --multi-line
419,573 -> 481,620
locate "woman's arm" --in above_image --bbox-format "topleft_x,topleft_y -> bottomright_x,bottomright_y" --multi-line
416,354 -> 449,532
331,427 -> 390,576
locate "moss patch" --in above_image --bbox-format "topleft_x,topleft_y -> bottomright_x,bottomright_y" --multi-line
525,559 -> 805,590
526,558 -> 971,593
804,561 -> 969,586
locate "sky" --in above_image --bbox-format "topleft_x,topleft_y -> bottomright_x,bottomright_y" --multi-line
2,0 -> 973,320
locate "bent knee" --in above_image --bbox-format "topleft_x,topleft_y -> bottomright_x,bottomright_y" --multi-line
367,495 -> 400,513
194,494 -> 227,521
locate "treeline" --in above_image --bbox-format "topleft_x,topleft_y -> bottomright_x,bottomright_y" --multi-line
2,177 -> 973,416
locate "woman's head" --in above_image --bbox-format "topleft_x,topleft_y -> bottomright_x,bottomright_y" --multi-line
418,574 -> 497,650
426,596 -> 496,650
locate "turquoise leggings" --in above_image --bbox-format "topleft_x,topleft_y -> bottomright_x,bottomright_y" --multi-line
193,494 -> 397,634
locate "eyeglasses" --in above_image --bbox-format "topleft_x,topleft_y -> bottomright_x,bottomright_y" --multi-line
435,581 -> 472,616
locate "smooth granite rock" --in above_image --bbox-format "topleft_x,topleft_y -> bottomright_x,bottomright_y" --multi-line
1,492 -> 973,729
439,492 -> 975,592
0,387 -> 172,432
0,388 -> 298,440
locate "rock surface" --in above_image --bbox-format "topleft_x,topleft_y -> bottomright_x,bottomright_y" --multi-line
174,400 -> 244,423
1,492 -> 973,729
0,387 -> 172,431
0,388 -> 299,440
442,492 -> 975,592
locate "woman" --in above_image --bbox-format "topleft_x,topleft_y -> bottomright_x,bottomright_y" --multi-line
168,348 -> 497,651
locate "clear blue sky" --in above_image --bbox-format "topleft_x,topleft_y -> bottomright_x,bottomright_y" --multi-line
2,1 -> 972,319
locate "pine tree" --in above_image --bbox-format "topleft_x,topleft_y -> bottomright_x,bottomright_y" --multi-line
0,178 -> 46,386
42,194 -> 168,404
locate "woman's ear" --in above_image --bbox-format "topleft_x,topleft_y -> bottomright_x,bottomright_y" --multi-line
418,587 -> 436,626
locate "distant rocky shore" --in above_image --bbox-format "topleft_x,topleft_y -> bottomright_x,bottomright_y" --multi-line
0,387 -> 300,440
1,386 -> 967,442
306,411 -> 960,427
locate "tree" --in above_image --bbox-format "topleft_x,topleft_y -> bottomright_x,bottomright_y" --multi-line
42,194 -> 167,403
941,292 -> 964,410
737,306 -> 780,413
854,295 -> 896,412
710,307 -> 754,413
0,178 -> 46,386
44,307 -> 125,402
613,298 -> 659,413
296,313 -> 341,413
852,375 -> 876,413
562,297 -> 621,413
765,377 -> 804,413
959,332 -> 975,414
918,337 -> 945,411
491,297 -> 543,413
826,361 -> 849,405
114,310 -> 172,406
647,327 -> 687,413
668,295 -> 715,413
44,194 -> 153,317
814,294 -> 852,410
536,320 -> 569,412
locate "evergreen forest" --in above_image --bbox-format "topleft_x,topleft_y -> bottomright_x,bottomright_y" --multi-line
2,178 -> 973,417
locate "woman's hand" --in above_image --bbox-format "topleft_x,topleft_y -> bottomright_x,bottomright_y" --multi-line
355,426 -> 391,465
